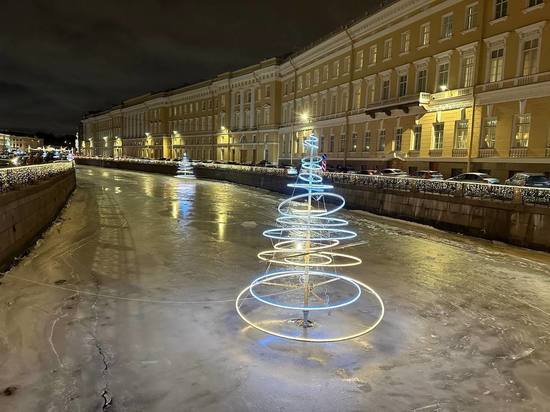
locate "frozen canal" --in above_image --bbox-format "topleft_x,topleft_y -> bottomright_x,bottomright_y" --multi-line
1,166 -> 550,411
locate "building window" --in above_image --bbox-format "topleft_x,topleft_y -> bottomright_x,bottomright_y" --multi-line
398,75 -> 408,97
528,0 -> 543,7
356,50 -> 364,69
265,85 -> 271,98
495,0 -> 508,19
489,48 -> 504,82
461,55 -> 475,87
368,82 -> 375,103
339,134 -> 345,152
513,114 -> 531,147
314,69 -> 320,85
465,4 -> 478,30
353,87 -> 361,109
412,125 -> 422,151
323,65 -> 329,81
521,38 -> 540,76
432,123 -> 444,149
344,56 -> 351,74
441,14 -> 453,39
378,130 -> 386,151
454,120 -> 469,149
369,45 -> 378,64
305,72 -> 311,88
333,60 -> 340,78
351,133 -> 358,151
419,23 -> 430,46
364,130 -> 371,151
481,118 -> 497,148
394,128 -> 403,151
331,94 -> 337,114
383,38 -> 392,60
382,79 -> 390,100
400,31 -> 410,53
416,69 -> 428,92
437,62 -> 450,90
297,75 -> 303,90
329,135 -> 335,152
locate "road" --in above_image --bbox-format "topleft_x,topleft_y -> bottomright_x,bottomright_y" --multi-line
0,166 -> 549,411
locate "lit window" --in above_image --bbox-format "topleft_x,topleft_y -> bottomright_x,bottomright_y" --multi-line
432,123 -> 444,149
364,130 -> 371,151
329,135 -> 335,152
355,50 -> 364,69
314,69 -> 320,85
419,23 -> 430,46
513,114 -> 531,147
454,120 -> 469,149
369,45 -> 378,64
344,56 -> 351,74
333,60 -> 340,78
481,118 -> 497,148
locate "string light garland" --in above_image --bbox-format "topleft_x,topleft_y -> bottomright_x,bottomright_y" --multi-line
236,134 -> 384,342
176,153 -> 194,178
0,162 -> 74,193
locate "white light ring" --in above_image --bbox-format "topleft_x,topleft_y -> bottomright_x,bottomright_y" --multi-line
249,271 -> 362,311
257,251 -> 362,267
278,193 -> 345,217
235,278 -> 385,343
287,183 -> 333,190
272,239 -> 340,251
276,216 -> 347,227
263,227 -> 357,241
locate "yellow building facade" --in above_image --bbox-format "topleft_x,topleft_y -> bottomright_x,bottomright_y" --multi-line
81,0 -> 550,181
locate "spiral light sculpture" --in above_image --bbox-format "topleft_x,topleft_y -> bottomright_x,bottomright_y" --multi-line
236,134 -> 384,342
176,153 -> 194,178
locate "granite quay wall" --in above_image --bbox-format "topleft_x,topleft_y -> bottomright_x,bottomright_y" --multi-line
75,157 -> 178,175
195,165 -> 550,251
0,163 -> 76,271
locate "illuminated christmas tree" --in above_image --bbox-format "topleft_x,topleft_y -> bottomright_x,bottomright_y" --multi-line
236,134 -> 384,342
176,152 -> 194,178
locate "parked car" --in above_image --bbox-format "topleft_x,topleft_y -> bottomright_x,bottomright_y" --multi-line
380,168 -> 408,176
360,169 -> 379,175
410,170 -> 444,180
447,172 -> 500,184
505,173 -> 550,188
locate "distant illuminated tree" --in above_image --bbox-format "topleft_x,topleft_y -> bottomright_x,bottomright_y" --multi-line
176,152 -> 194,178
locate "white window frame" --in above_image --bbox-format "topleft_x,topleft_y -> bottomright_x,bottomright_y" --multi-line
484,33 -> 509,83
383,38 -> 392,61
355,50 -> 364,70
515,22 -> 546,77
419,23 -> 430,48
464,2 -> 478,31
400,31 -> 410,54
441,13 -> 454,39
368,44 -> 378,65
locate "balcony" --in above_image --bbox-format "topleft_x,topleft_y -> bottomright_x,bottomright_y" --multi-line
452,148 -> 468,157
479,148 -> 496,158
476,71 -> 550,93
419,87 -> 473,112
407,150 -> 420,157
509,147 -> 528,158
429,149 -> 443,157
365,94 -> 420,119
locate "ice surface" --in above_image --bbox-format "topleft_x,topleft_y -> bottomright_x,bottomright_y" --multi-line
0,166 -> 549,411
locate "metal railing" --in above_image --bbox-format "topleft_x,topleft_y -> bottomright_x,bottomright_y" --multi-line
196,163 -> 550,207
0,162 -> 74,193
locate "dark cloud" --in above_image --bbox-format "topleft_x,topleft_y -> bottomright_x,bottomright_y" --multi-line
0,0 -> 385,134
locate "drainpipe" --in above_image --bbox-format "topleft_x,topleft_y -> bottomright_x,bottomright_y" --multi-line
289,57 -> 298,166
344,28 -> 355,169
467,5 -> 486,172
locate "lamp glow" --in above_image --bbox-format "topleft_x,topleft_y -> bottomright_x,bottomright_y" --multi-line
236,133 -> 384,342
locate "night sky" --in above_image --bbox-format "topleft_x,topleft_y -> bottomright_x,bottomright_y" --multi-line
1,0 -> 385,135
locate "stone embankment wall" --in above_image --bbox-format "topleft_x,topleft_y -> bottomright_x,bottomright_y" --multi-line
195,166 -> 550,251
0,166 -> 76,271
76,157 -> 177,175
